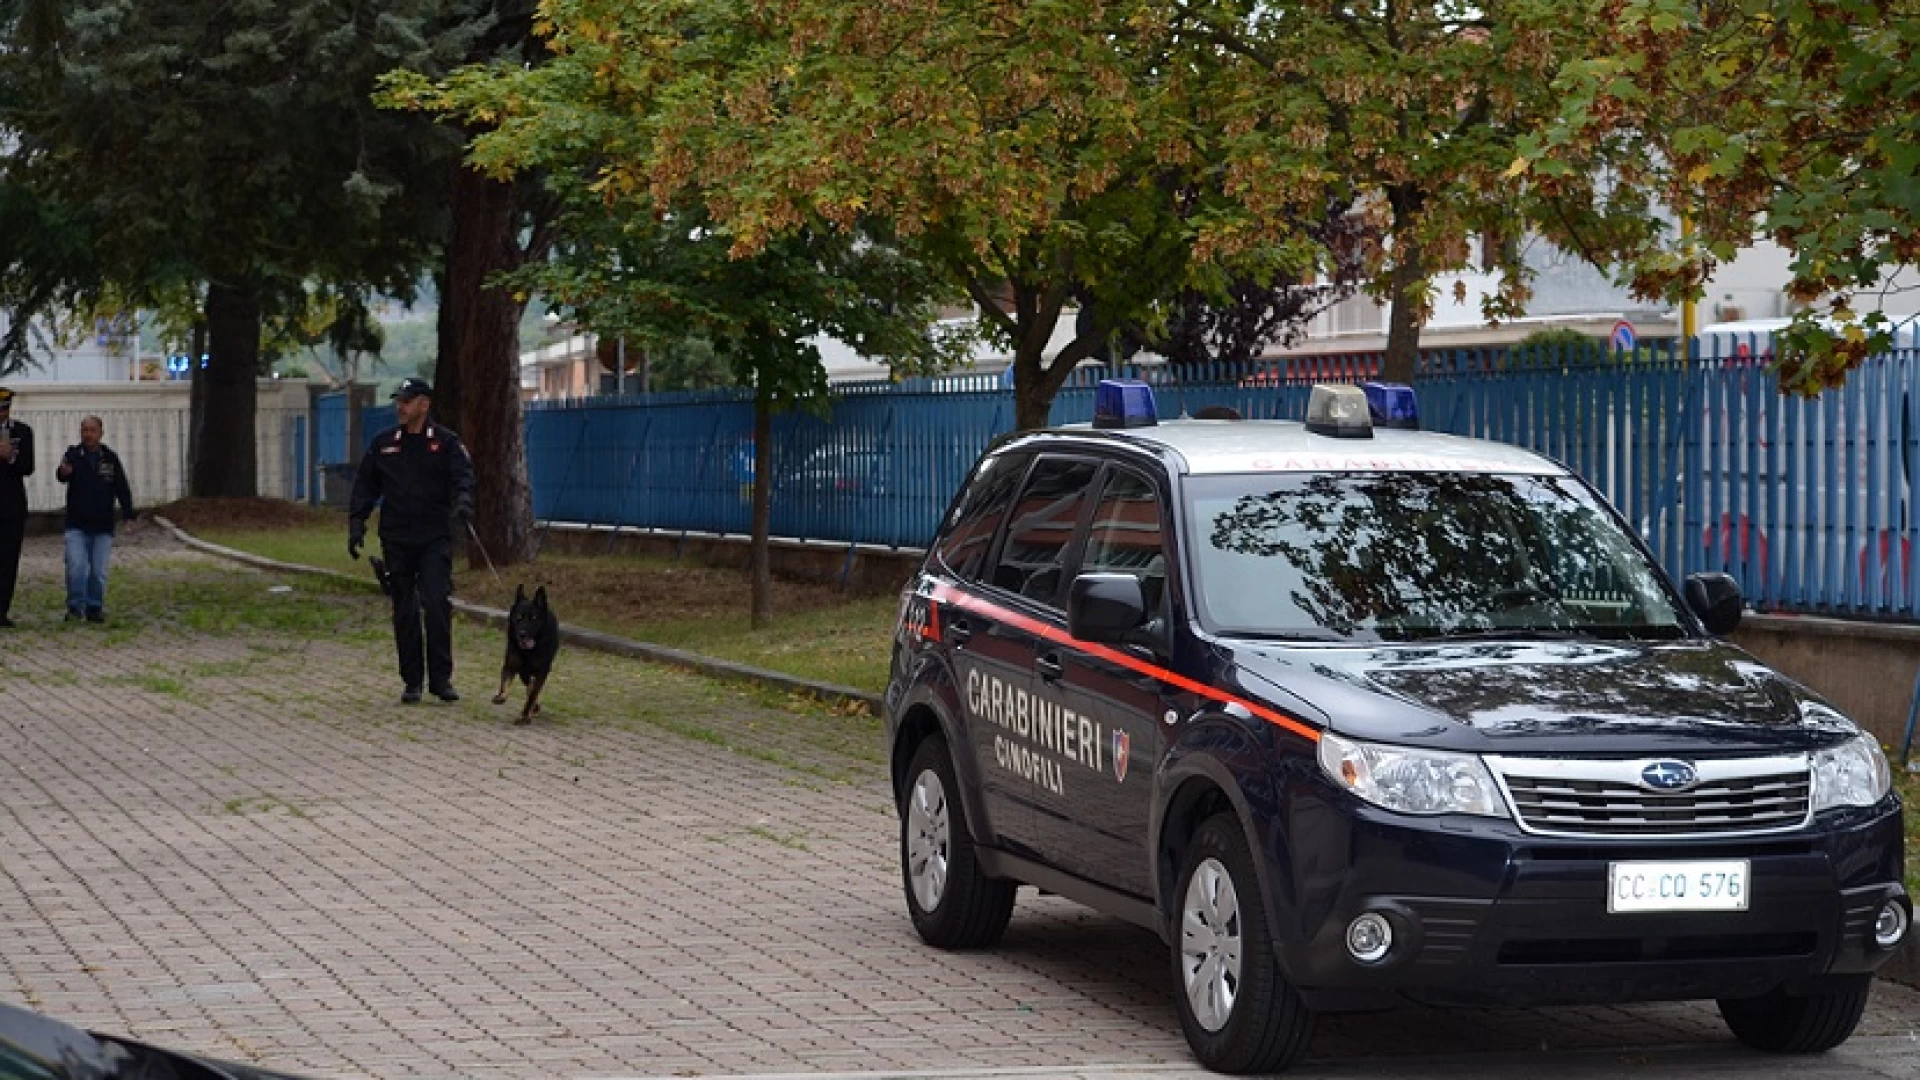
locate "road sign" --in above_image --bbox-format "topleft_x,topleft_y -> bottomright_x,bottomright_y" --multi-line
1610,319 -> 1636,353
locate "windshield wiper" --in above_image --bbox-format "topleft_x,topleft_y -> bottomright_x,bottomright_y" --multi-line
1393,628 -> 1589,642
1219,630 -> 1346,643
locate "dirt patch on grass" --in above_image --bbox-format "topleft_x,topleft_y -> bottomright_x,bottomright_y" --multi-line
155,498 -> 341,533
503,557 -> 870,625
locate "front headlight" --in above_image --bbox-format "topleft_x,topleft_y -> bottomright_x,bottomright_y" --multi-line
1810,735 -> 1892,811
1317,732 -> 1507,818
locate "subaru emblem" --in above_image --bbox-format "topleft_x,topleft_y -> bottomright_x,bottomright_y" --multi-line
1639,759 -> 1698,791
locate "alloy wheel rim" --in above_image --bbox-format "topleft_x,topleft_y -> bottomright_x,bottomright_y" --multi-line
906,769 -> 951,912
1180,856 -> 1243,1033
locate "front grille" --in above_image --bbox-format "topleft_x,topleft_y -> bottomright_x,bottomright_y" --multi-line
1487,755 -> 1812,839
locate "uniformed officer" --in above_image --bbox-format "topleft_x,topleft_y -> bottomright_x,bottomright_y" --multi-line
0,388 -> 34,627
348,378 -> 475,704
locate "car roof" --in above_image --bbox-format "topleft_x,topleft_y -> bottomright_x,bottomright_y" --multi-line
1044,419 -> 1567,477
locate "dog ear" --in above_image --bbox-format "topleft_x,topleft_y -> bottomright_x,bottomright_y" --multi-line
534,585 -> 548,608
515,583 -> 526,604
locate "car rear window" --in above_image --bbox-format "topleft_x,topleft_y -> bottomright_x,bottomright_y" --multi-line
933,452 -> 1026,581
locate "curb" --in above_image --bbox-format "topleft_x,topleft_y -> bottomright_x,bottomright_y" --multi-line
152,516 -> 884,716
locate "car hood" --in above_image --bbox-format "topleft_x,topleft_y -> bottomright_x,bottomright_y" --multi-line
1228,637 -> 1857,755
1,1002 -> 315,1080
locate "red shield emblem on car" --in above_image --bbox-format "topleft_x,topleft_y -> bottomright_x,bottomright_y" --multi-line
1113,729 -> 1130,783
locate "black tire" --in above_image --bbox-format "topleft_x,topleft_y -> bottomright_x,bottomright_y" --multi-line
1717,976 -> 1871,1053
1170,812 -> 1315,1073
900,735 -> 1015,949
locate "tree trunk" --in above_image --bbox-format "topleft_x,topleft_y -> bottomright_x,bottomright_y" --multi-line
187,318 -> 208,485
749,385 -> 773,629
191,281 -> 260,498
1381,187 -> 1427,386
1381,247 -> 1425,385
446,162 -> 534,567
434,261 -> 463,435
1011,294 -> 1100,431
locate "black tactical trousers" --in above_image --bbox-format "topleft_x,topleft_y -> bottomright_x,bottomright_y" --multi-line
384,535 -> 453,690
0,516 -> 22,617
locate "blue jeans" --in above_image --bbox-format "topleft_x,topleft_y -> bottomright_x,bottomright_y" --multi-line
64,529 -> 113,615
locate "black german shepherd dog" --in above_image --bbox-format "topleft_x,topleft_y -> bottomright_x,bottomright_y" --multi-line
495,585 -> 559,724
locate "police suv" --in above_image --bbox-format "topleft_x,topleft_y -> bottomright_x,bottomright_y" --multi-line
885,381 -> 1909,1073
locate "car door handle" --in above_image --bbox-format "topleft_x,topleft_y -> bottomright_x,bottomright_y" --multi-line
947,616 -> 972,645
1035,651 -> 1065,682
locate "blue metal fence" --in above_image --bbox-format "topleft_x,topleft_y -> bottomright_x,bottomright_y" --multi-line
340,339 -> 1920,621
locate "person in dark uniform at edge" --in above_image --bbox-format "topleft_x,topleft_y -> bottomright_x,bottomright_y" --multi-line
348,378 -> 475,704
55,416 -> 136,622
0,388 -> 35,627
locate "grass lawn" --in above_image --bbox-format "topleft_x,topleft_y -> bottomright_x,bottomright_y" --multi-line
157,499 -> 901,692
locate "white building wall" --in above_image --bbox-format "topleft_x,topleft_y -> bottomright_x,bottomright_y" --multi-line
8,380 -> 311,512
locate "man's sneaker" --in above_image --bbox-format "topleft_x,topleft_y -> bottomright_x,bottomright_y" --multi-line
0,616 -> 15,629
63,610 -> 81,622
401,685 -> 423,705
430,685 -> 460,703
84,610 -> 104,624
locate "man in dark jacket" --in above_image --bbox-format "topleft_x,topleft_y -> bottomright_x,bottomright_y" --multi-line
0,388 -> 35,627
54,416 -> 135,623
349,378 -> 475,704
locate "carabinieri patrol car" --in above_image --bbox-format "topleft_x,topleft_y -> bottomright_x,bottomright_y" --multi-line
884,381 -> 1909,1073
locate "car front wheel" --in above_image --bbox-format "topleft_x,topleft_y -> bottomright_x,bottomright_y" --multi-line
1171,812 -> 1314,1073
900,735 -> 1015,948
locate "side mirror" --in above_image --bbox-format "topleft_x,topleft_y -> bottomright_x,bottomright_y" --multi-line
1684,572 -> 1743,635
1068,573 -> 1147,644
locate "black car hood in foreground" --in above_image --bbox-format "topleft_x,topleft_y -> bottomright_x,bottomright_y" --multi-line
1,1002 -> 312,1080
1231,637 -> 1858,755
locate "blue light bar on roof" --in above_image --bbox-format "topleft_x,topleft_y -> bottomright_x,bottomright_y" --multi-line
1093,379 -> 1158,429
1361,382 -> 1419,430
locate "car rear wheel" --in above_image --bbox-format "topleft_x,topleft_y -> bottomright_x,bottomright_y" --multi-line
901,735 -> 1015,949
1717,976 -> 1871,1053
1171,812 -> 1314,1073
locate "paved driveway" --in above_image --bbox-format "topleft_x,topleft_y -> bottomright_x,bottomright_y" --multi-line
1,532 -> 1916,1080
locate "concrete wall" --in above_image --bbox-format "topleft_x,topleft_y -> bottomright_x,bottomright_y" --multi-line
7,380 -> 314,512
1733,615 -> 1920,749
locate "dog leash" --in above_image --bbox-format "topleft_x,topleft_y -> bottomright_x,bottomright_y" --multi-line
466,521 -> 507,592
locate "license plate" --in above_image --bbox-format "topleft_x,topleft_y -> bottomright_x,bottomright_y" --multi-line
1607,860 -> 1750,913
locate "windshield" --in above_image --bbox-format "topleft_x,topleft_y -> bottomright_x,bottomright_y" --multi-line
1186,472 -> 1689,642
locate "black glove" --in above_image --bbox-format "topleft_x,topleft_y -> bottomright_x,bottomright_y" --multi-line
348,519 -> 366,560
451,500 -> 473,532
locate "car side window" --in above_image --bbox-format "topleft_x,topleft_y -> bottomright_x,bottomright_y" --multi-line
1081,468 -> 1168,615
990,457 -> 1100,608
933,452 -> 1026,581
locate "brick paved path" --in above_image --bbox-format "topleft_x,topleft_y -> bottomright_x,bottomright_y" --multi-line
1,530 -> 1915,1079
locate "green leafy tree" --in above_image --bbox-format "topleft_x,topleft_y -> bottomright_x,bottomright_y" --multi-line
408,1 -> 555,568
1527,0 -> 1920,394
390,42 -> 970,621
1162,0 -> 1654,383
534,208 -> 967,624
423,0 -> 1289,430
0,0 -> 444,496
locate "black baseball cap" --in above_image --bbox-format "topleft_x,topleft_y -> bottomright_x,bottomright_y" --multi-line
391,378 -> 433,401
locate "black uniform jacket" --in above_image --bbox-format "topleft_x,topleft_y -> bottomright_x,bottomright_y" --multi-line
349,423 -> 476,545
0,420 -> 34,520
58,443 -> 134,535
